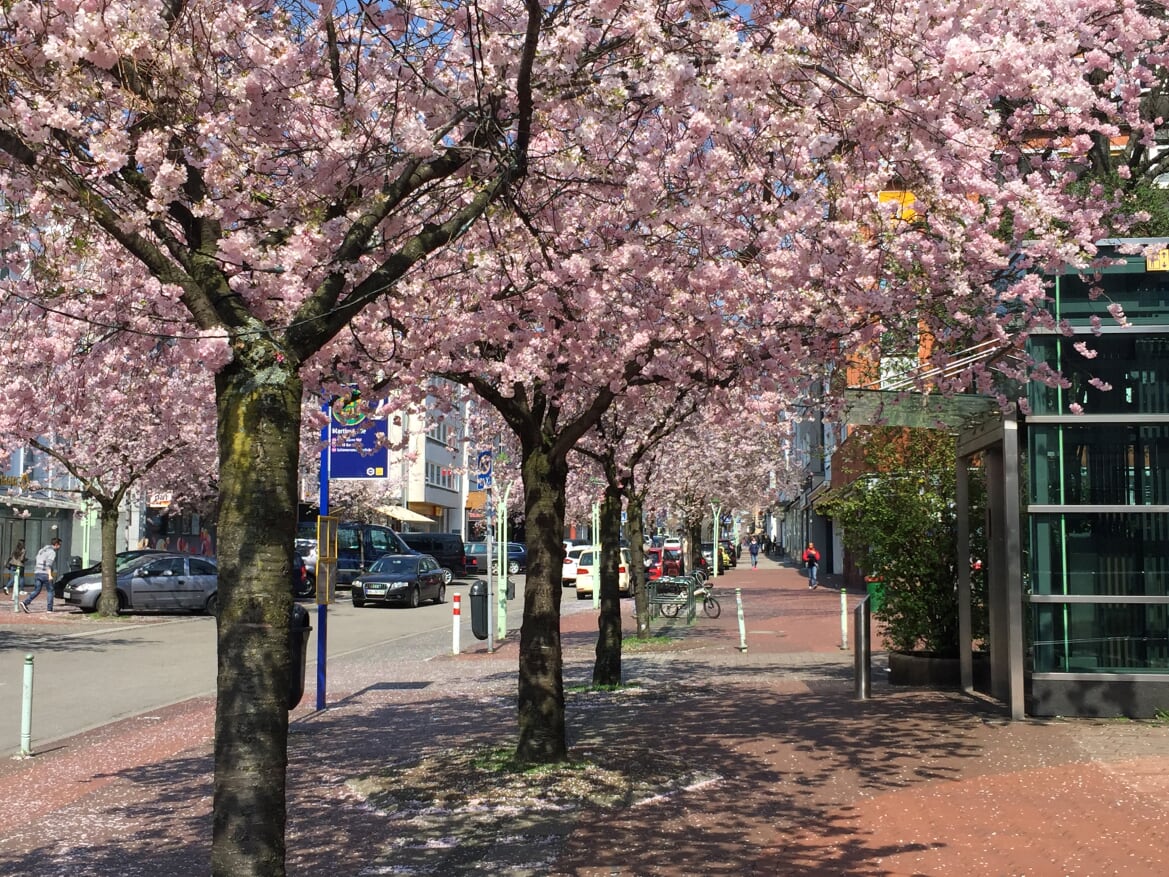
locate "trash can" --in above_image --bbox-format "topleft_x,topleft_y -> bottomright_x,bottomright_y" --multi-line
469,579 -> 489,640
70,555 -> 83,572
864,577 -> 885,613
288,603 -> 313,709
505,578 -> 515,601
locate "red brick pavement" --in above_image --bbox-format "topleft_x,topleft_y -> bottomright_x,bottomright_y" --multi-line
1,553 -> 1167,875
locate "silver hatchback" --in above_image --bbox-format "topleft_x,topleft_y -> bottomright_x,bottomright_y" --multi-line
63,553 -> 218,614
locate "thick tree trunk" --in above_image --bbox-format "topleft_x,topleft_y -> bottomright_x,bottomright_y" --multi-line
211,357 -> 302,877
592,485 -> 623,686
96,503 -> 121,616
515,443 -> 568,764
626,494 -> 651,638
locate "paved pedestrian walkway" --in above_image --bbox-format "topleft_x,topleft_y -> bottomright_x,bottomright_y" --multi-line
2,552 -> 1168,875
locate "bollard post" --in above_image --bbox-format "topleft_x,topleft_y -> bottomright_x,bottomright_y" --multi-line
21,653 -> 34,757
452,593 -> 461,655
841,587 -> 851,650
854,595 -> 872,699
735,587 -> 747,653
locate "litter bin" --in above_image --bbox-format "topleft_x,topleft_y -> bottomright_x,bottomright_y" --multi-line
469,579 -> 489,640
505,578 -> 515,601
70,555 -> 83,572
288,603 -> 313,709
864,577 -> 885,613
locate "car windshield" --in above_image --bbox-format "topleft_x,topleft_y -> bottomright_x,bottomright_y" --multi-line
114,553 -> 153,572
370,556 -> 418,574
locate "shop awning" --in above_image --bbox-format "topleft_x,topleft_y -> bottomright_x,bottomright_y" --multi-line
375,505 -> 435,524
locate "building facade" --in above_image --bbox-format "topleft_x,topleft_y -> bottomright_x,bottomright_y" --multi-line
1023,240 -> 1169,716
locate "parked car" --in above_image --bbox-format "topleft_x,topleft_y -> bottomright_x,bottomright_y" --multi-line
294,537 -> 318,589
62,553 -> 218,614
350,554 -> 446,608
562,544 -> 591,587
644,547 -> 665,581
53,548 -> 171,599
292,551 -> 313,599
465,541 -> 527,576
501,542 -> 527,574
399,532 -> 467,580
296,519 -> 411,587
573,548 -> 632,600
702,542 -> 732,574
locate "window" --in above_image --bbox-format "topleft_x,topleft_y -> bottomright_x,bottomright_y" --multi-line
145,558 -> 185,576
368,528 -> 393,553
1032,603 -> 1169,673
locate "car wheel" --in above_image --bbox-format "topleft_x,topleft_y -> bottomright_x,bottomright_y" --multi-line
435,584 -> 446,605
409,586 -> 420,609
204,593 -> 218,616
441,567 -> 453,586
295,573 -> 315,599
352,597 -> 365,608
116,591 -> 129,614
508,560 -> 520,575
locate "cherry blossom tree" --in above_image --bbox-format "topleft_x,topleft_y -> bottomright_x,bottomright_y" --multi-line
0,2 -> 549,873
0,284 -> 217,615
2,2 -> 1167,875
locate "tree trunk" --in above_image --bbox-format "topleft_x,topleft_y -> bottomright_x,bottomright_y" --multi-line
211,357 -> 302,877
592,485 -> 623,687
626,494 -> 651,638
515,442 -> 568,764
96,502 -> 122,616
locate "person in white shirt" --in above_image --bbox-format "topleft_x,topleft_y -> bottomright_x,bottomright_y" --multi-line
20,537 -> 60,613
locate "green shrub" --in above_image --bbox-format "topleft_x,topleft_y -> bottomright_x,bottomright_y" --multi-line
817,427 -> 986,657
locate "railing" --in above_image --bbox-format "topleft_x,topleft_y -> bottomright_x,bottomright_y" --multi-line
854,594 -> 872,700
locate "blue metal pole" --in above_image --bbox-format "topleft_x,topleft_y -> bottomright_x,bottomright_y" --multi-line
316,420 -> 330,711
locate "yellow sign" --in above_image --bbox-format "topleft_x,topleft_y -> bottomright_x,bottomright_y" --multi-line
878,190 -> 917,222
1146,249 -> 1169,272
316,515 -> 339,605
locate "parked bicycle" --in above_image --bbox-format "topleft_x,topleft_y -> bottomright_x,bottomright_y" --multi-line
658,576 -> 720,619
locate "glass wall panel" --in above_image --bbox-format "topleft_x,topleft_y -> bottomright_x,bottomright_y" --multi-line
1032,602 -> 1169,673
1054,270 -> 1169,326
1029,513 -> 1169,597
1027,335 -> 1169,415
1028,425 -> 1169,505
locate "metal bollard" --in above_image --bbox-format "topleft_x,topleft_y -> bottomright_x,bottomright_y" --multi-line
452,593 -> 461,655
21,653 -> 34,757
735,587 -> 747,653
839,587 -> 848,650
854,595 -> 872,700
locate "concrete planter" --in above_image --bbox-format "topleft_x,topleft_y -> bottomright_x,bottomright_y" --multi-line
889,651 -> 990,688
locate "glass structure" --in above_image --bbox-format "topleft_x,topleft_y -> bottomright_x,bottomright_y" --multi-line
1024,242 -> 1169,679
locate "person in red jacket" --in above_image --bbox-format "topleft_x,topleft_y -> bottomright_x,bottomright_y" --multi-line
802,542 -> 820,589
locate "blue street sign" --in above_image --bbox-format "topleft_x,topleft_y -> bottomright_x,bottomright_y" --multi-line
327,392 -> 388,478
476,450 -> 493,490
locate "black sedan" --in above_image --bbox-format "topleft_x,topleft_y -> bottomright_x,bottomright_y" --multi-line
351,554 -> 445,608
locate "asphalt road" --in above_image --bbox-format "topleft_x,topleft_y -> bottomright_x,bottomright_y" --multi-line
0,577 -> 530,756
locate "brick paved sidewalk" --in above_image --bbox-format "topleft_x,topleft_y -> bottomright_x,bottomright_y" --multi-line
2,554 -> 1168,875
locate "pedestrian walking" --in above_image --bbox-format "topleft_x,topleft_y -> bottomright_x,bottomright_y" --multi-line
4,539 -> 25,596
20,537 -> 60,613
802,541 -> 820,589
748,537 -> 760,569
